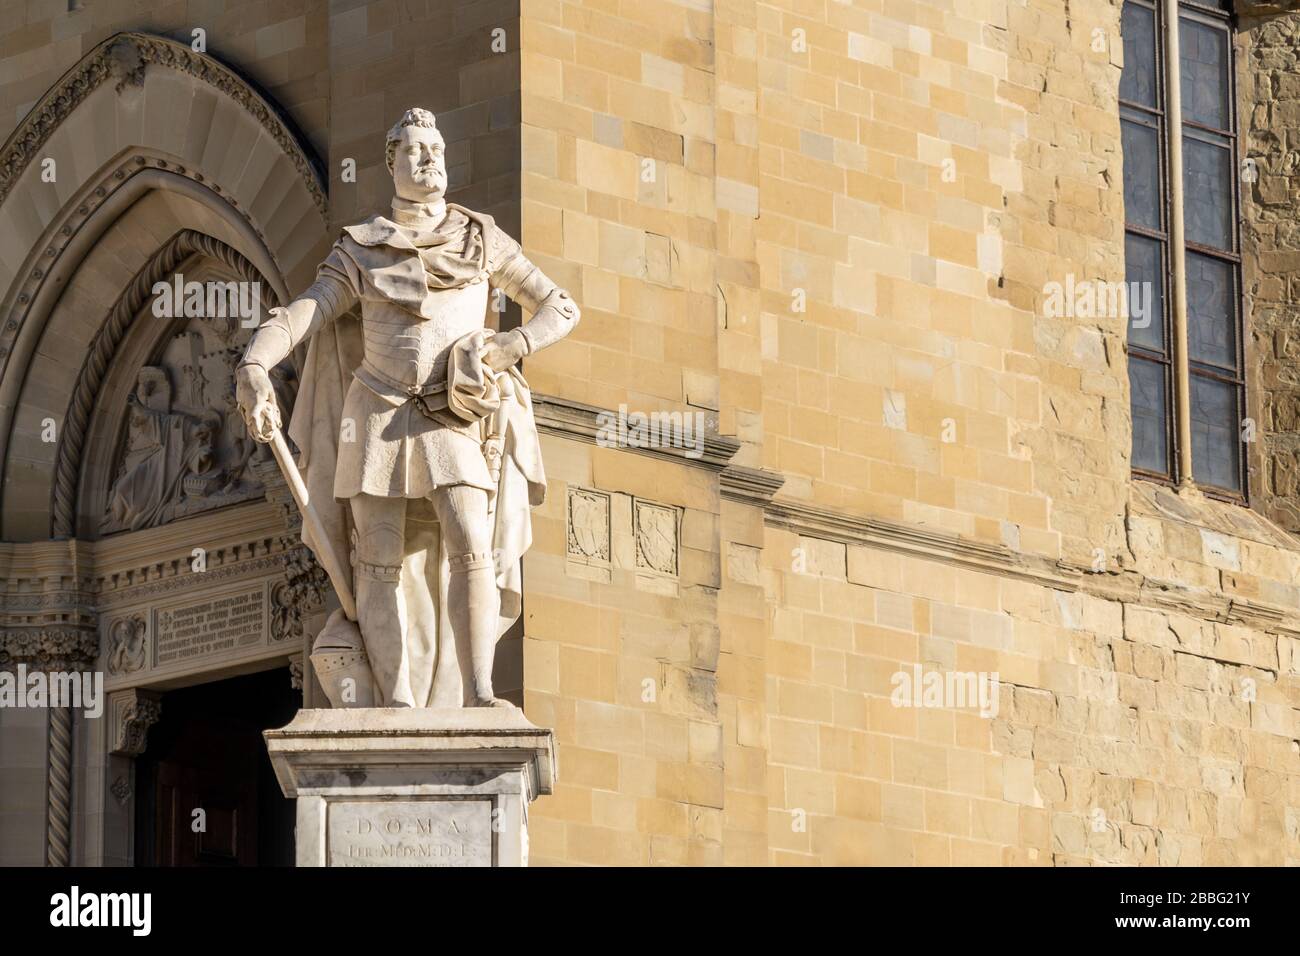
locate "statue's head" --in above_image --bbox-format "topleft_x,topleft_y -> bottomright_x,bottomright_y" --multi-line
385,108 -> 446,203
136,366 -> 170,412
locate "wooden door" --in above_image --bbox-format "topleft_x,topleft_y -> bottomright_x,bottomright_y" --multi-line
150,714 -> 259,866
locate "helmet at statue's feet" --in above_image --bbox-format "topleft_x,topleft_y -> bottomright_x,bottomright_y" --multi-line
309,608 -> 376,708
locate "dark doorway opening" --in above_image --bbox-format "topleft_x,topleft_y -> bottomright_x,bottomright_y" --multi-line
134,667 -> 298,866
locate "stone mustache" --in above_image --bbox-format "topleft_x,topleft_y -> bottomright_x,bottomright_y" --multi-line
235,108 -> 579,708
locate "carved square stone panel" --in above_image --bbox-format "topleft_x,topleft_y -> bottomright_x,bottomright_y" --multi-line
567,487 -> 611,563
104,612 -> 149,677
634,500 -> 678,576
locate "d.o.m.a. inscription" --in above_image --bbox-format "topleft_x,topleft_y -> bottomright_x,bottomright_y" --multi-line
327,800 -> 493,867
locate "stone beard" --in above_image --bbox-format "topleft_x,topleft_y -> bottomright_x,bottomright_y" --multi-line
236,108 -> 580,708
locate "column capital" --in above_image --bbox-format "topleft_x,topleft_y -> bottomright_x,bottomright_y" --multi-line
0,626 -> 97,674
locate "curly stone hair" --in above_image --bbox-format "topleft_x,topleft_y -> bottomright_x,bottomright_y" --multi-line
385,108 -> 441,175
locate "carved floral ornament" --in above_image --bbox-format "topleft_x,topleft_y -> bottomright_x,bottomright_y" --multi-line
110,689 -> 162,757
0,628 -> 98,673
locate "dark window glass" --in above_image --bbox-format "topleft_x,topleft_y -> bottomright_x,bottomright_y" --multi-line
1190,375 -> 1240,490
1186,251 -> 1235,369
1121,3 -> 1158,108
1122,115 -> 1162,231
1182,134 -> 1233,251
1130,357 -> 1170,474
1125,233 -> 1165,352
1121,1 -> 1243,494
1179,17 -> 1229,130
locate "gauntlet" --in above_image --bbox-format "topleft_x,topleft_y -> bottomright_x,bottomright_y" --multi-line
519,288 -> 581,354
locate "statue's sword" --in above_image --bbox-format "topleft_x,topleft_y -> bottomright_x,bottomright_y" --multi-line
267,424 -> 359,622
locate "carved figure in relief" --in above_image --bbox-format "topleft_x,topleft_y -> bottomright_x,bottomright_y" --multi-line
107,616 -> 147,675
103,318 -> 296,532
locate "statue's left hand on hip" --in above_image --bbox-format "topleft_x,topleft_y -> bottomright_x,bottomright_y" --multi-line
479,328 -> 528,372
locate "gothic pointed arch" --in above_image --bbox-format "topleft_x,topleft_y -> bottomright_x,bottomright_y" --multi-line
0,32 -> 331,541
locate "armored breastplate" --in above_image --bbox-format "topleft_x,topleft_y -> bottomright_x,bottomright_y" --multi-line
362,280 -> 489,387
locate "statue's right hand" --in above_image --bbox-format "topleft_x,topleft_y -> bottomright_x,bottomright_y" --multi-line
236,363 -> 280,443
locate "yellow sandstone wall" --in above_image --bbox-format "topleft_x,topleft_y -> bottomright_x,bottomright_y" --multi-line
516,0 -> 729,865
519,0 -> 1300,866
2,0 -> 1296,866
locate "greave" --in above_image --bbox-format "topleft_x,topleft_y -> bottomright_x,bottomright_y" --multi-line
352,511 -> 414,707
449,551 -> 499,702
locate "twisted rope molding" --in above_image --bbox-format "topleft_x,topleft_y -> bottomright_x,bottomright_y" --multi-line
0,32 -> 326,215
2,627 -> 100,867
46,705 -> 72,867
50,229 -> 279,538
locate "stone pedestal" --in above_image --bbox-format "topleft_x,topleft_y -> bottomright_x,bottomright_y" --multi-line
264,708 -> 555,867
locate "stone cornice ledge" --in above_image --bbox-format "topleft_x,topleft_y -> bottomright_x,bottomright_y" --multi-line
719,465 -> 786,505
764,497 -> 1300,639
533,393 -> 741,471
765,497 -> 1032,576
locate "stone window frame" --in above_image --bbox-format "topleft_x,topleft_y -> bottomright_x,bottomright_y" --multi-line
1121,0 -> 1248,501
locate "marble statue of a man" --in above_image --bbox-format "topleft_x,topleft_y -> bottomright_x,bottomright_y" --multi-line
235,108 -> 579,708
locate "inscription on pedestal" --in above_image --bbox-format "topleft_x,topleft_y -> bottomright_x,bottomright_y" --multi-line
327,799 -> 493,867
154,586 -> 266,666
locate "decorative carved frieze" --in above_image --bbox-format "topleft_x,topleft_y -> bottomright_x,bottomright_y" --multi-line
95,552 -> 284,609
0,627 -> 98,673
98,323 -> 296,534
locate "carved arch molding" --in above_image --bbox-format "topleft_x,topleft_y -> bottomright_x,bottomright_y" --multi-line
0,33 -> 331,865
0,31 -> 326,212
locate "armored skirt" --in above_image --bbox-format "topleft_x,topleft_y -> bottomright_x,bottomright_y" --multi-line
333,377 -> 494,499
